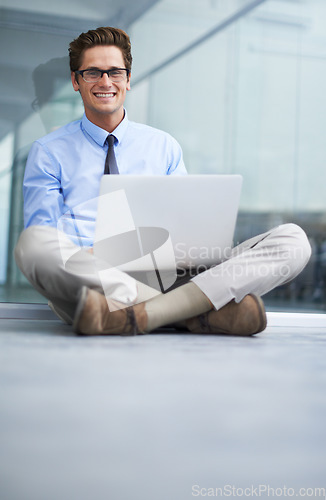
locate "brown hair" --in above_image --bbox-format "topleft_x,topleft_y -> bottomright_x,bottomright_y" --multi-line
69,26 -> 132,73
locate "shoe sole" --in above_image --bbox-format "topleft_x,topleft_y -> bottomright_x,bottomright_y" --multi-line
248,293 -> 267,334
72,286 -> 89,333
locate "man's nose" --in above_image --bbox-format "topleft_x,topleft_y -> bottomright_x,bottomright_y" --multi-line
100,72 -> 113,84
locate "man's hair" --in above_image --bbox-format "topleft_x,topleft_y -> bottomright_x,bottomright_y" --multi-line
69,26 -> 132,73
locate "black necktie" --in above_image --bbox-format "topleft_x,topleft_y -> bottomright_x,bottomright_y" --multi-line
104,134 -> 119,175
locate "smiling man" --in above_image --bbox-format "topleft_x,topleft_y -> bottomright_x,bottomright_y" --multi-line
71,45 -> 130,131
15,27 -> 311,336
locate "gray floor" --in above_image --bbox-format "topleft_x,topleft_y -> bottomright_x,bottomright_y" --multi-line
0,313 -> 326,500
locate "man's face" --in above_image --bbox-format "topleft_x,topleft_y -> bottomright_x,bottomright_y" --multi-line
71,45 -> 130,128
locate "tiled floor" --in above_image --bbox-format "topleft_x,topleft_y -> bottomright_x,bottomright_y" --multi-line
0,313 -> 326,500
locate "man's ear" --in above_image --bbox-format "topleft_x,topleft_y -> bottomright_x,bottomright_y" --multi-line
71,71 -> 80,92
126,73 -> 131,92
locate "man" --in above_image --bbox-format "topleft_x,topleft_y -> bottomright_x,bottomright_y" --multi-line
15,27 -> 311,336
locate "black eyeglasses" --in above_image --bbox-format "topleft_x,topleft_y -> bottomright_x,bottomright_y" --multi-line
75,68 -> 130,83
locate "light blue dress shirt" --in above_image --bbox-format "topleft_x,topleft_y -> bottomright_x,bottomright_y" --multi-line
23,111 -> 187,247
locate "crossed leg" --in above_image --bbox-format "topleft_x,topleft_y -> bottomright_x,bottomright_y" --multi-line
15,223 -> 311,336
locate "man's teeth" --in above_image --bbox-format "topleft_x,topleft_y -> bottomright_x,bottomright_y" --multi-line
95,93 -> 115,97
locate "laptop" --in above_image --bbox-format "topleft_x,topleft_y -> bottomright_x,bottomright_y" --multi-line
94,175 -> 242,292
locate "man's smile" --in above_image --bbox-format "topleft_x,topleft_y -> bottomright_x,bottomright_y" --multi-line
93,92 -> 116,98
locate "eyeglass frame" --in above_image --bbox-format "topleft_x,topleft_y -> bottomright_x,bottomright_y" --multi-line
75,67 -> 130,83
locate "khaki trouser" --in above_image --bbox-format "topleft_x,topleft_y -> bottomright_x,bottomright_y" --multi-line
15,223 -> 311,325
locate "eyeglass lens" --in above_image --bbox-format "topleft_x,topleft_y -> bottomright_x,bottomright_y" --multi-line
82,69 -> 127,82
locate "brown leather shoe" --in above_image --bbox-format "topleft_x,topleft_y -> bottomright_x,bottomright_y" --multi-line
186,294 -> 267,336
73,287 -> 148,335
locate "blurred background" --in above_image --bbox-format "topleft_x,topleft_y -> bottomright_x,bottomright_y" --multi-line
1,0 -> 325,310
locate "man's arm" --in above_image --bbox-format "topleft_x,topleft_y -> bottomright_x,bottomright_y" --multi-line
23,141 -> 64,229
165,134 -> 188,176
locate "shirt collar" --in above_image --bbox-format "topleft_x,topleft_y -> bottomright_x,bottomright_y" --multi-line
81,110 -> 129,147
